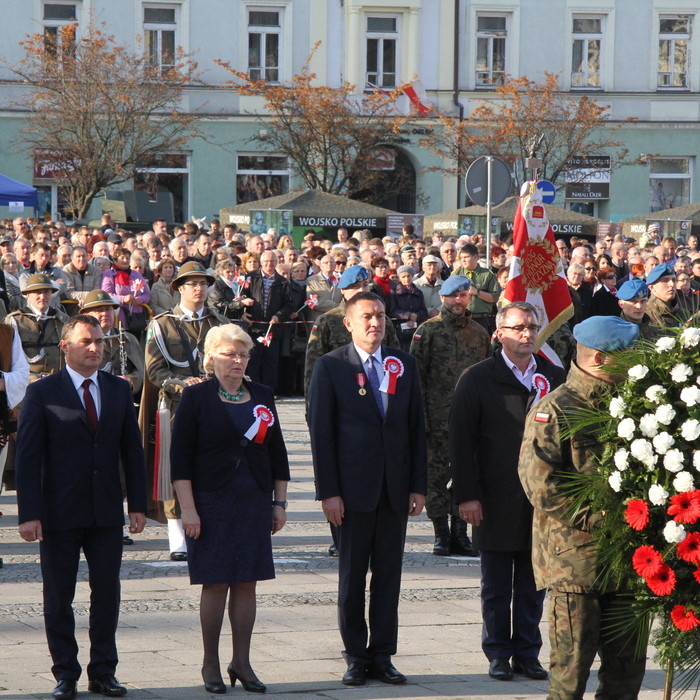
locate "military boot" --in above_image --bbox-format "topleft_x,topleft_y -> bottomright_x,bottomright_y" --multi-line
450,516 -> 478,557
432,516 -> 451,556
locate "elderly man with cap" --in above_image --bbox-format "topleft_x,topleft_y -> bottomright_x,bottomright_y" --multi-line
81,290 -> 144,397
7,274 -> 69,382
646,263 -> 681,328
399,245 -> 418,272
617,279 -> 662,340
410,276 -> 491,557
518,316 -> 646,699
143,261 -> 229,560
413,255 -> 444,318
450,301 -> 565,683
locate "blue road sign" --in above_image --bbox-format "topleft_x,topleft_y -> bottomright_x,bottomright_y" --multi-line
537,179 -> 556,204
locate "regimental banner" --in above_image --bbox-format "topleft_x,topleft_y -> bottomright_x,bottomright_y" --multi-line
501,181 -> 574,353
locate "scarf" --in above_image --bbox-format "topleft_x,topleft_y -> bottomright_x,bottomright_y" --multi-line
114,266 -> 131,287
373,275 -> 391,296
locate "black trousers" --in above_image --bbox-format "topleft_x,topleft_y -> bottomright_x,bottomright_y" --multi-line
247,334 -> 282,393
40,525 -> 123,681
480,549 -> 545,662
336,490 -> 408,666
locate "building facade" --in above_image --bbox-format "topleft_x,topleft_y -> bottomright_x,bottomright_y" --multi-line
0,0 -> 698,226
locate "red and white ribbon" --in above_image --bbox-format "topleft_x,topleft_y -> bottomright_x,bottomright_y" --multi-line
380,356 -> 404,395
532,373 -> 551,402
244,404 -> 275,444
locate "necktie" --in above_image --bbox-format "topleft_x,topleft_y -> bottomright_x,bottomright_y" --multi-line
366,356 -> 385,418
82,378 -> 99,432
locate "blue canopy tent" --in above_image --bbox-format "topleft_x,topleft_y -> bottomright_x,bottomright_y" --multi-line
0,174 -> 39,211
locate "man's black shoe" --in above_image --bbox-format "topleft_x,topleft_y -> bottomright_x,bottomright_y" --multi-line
328,543 -> 339,557
488,658 -> 513,681
52,679 -> 77,699
122,534 -> 134,545
367,663 -> 407,684
512,657 -> 548,680
341,662 -> 366,686
169,551 -> 187,562
88,675 -> 127,696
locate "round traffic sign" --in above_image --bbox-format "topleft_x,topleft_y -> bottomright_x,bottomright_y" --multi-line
537,179 -> 556,204
464,156 -> 512,207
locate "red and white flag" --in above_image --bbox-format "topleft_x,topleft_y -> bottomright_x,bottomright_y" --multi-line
501,181 -> 573,364
403,80 -> 430,116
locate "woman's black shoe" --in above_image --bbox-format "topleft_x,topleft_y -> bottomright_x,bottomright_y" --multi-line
203,680 -> 227,694
227,664 -> 266,693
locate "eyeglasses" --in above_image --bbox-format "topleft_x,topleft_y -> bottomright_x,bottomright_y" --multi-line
182,281 -> 209,289
500,324 -> 541,334
604,274 -> 617,280
220,352 -> 250,362
584,267 -> 595,271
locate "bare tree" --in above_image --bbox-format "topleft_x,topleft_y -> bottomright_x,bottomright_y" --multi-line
6,22 -> 200,219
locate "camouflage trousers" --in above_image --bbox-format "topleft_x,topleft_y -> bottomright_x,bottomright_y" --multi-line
547,591 -> 646,700
426,430 -> 458,519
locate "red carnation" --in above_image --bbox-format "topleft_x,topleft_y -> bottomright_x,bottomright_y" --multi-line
646,564 -> 677,596
668,492 -> 700,525
632,545 -> 664,578
677,532 -> 700,564
670,605 -> 700,631
695,566 -> 700,585
625,500 -> 650,531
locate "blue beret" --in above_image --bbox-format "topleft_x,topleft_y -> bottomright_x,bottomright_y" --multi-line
617,279 -> 649,301
440,275 -> 472,296
646,263 -> 676,285
573,316 -> 639,352
338,264 -> 370,289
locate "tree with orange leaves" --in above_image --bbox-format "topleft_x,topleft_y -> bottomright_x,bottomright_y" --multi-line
5,22 -> 199,220
421,72 -> 633,189
217,46 -> 412,204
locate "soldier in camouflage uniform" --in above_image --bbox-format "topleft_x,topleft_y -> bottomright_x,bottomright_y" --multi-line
81,289 -> 145,396
410,275 -> 491,556
518,316 -> 646,700
142,261 -> 229,559
7,274 -> 68,382
646,263 -> 682,328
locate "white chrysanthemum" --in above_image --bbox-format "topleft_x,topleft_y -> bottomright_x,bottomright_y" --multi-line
610,397 -> 626,419
629,364 -> 650,381
673,471 -> 695,493
614,448 -> 629,471
680,327 -> 700,348
608,471 -> 622,492
639,414 -> 659,438
617,417 -> 636,440
664,520 -> 686,544
645,385 -> 667,403
655,404 -> 676,425
630,438 -> 655,466
656,336 -> 677,352
681,419 -> 700,443
664,449 -> 685,472
653,432 -> 675,455
694,451 -> 700,471
671,363 -> 693,383
680,386 -> 700,407
649,483 -> 670,505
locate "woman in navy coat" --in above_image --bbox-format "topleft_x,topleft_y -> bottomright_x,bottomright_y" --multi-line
171,324 -> 290,694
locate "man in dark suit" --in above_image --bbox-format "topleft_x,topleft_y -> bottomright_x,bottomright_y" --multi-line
450,301 -> 565,683
308,292 -> 427,686
16,314 -> 147,699
242,249 -> 293,392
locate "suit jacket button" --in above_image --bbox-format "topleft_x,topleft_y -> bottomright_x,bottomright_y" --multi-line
240,438 -> 249,447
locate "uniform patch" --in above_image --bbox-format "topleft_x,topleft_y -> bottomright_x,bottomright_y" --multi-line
534,412 -> 551,423
413,333 -> 421,340
311,324 -> 318,332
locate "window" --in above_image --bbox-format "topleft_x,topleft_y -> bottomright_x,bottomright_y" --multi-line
135,154 -> 189,222
366,16 -> 398,89
248,10 -> 280,82
42,3 -> 78,57
649,157 -> 692,212
144,6 -> 177,74
476,15 -> 507,87
658,16 -> 691,88
571,16 -> 602,88
236,154 -> 289,203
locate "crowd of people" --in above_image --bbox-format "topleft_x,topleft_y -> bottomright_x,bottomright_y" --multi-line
4,211 -> 696,699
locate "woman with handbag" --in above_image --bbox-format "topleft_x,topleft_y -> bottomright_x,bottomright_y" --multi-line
101,247 -> 151,337
171,324 -> 290,694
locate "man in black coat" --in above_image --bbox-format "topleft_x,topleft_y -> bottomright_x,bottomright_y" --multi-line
242,250 -> 293,392
449,301 -> 565,683
308,292 -> 427,687
16,315 -> 147,699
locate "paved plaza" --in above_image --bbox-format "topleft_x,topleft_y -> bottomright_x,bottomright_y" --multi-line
0,398 -> 665,699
